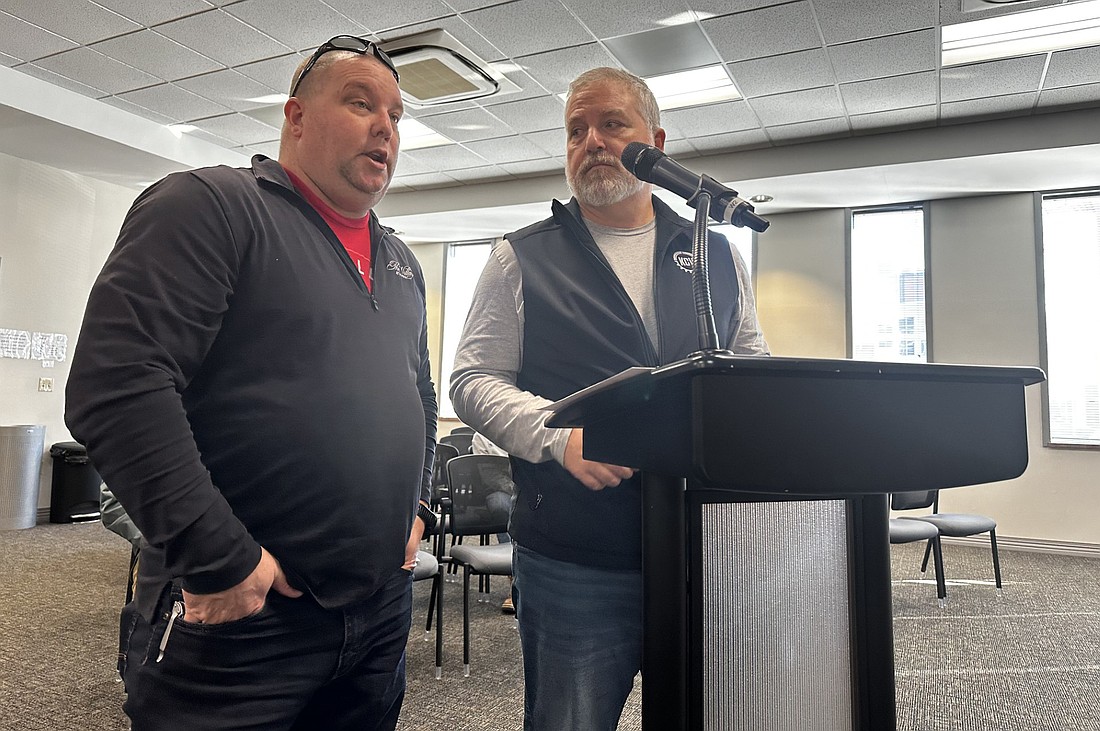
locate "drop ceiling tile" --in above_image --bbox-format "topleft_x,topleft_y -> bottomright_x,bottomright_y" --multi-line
323,0 -> 453,34
518,43 -> 621,94
92,30 -> 221,83
463,0 -> 595,59
499,157 -> 564,176
92,0 -> 212,26
827,29 -> 936,84
766,117 -> 849,144
420,105 -> 514,140
563,0 -> 696,38
662,100 -> 760,137
728,49 -> 835,98
99,95 -> 177,125
157,10 -> 291,67
418,107 -> 517,142
663,138 -> 696,157
1044,46 -> 1100,90
604,22 -> 721,77
690,128 -> 770,153
1,51 -> 19,67
812,0 -> 936,45
409,99 -> 479,117
4,0 -> 140,45
0,11 -> 77,62
242,104 -> 285,128
523,128 -> 567,157
482,95 -> 564,133
702,2 -> 821,63
446,164 -> 511,183
941,55 -> 1046,103
398,171 -> 460,189
393,152 -> 435,176
238,141 -> 280,158
462,135 -> 550,164
482,64 -> 553,104
225,0 -> 368,52
445,0 -> 501,9
118,82 -> 233,121
1038,82 -> 1100,109
234,53 -> 306,94
191,112 -> 282,145
839,71 -> 937,116
415,143 -> 490,171
747,86 -> 844,126
689,0 -> 795,16
182,126 -> 236,147
17,63 -> 108,97
849,105 -> 937,133
35,47 -> 163,95
941,92 -> 1037,122
176,69 -> 279,111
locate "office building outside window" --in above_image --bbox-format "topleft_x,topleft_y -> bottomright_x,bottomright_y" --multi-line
1039,192 -> 1100,446
849,206 -> 928,363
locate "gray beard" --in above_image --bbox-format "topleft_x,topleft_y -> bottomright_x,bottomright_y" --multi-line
567,165 -> 646,208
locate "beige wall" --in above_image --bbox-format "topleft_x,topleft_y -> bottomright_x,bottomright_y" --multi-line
0,151 -> 136,507
754,195 -> 1098,545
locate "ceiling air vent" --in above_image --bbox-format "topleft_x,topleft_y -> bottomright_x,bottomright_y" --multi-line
380,29 -> 519,107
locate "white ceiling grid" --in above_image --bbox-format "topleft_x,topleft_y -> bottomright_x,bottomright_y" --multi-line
0,0 -> 1098,193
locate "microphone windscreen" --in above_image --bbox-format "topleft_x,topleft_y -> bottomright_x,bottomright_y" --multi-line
621,142 -> 664,182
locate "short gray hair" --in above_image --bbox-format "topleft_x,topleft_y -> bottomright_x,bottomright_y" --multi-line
566,67 -> 661,132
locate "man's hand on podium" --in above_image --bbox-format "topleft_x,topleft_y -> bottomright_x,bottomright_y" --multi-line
563,428 -> 635,491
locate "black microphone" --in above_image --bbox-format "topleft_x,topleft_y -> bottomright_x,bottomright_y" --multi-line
621,142 -> 770,233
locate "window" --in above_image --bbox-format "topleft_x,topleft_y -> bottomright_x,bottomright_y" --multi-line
849,206 -> 928,362
1039,192 -> 1100,446
710,223 -> 753,276
439,241 -> 494,419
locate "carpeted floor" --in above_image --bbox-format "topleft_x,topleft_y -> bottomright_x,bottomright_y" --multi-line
2,523 -> 1098,730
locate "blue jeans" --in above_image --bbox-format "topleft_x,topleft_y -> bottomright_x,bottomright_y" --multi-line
122,567 -> 413,731
513,545 -> 643,731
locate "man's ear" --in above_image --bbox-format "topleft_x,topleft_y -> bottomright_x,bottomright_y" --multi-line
653,128 -> 667,151
284,97 -> 304,136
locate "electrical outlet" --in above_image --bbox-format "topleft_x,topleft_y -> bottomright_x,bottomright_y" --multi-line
38,377 -> 53,392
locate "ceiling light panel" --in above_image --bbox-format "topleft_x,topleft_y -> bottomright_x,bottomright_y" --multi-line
942,0 -> 1100,66
645,66 -> 742,111
399,117 -> 452,150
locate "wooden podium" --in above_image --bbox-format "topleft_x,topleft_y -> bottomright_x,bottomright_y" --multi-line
546,352 -> 1044,731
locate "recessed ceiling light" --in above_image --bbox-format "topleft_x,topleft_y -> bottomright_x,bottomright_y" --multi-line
942,0 -> 1100,66
749,194 -> 773,204
399,117 -> 451,150
655,11 -> 716,27
644,65 -> 742,111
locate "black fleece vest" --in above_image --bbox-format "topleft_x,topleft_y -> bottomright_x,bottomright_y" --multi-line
508,197 -> 740,569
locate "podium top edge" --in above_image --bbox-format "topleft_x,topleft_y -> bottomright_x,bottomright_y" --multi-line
544,352 -> 1045,427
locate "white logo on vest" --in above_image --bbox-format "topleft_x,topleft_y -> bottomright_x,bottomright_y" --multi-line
387,260 -> 413,280
673,251 -> 692,273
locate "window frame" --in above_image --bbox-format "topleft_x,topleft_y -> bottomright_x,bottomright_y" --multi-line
845,202 -> 933,363
1035,188 -> 1100,449
438,238 -> 497,421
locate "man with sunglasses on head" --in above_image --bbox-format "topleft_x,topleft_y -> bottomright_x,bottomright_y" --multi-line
450,67 -> 769,730
67,36 -> 437,730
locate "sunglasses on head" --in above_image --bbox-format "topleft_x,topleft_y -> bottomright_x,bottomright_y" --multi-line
290,35 -> 399,98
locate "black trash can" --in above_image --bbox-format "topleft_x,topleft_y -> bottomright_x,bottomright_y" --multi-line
49,442 -> 102,523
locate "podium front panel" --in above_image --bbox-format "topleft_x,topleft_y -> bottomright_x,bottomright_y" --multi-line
696,499 -> 853,730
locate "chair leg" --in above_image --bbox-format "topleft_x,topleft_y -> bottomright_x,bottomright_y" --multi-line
929,536 -> 947,609
920,538 -> 932,574
425,575 -> 437,634
989,529 -> 1003,590
462,567 -> 472,678
434,572 -> 443,680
